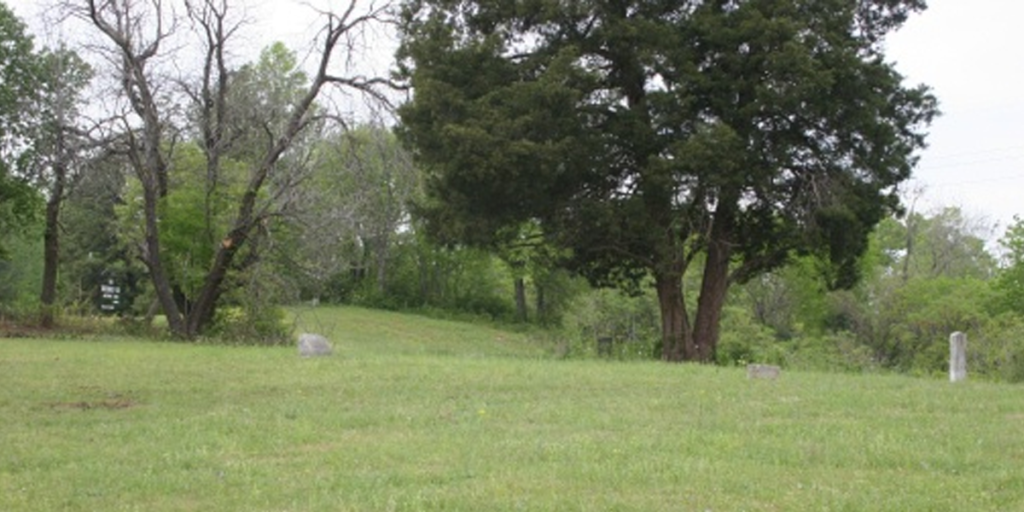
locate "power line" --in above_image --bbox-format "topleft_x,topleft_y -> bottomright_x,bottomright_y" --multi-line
916,153 -> 1024,172
927,170 -> 1024,188
922,144 -> 1024,162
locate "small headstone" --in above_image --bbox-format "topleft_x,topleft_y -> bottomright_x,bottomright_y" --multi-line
950,331 -> 967,382
747,363 -> 781,380
298,333 -> 332,357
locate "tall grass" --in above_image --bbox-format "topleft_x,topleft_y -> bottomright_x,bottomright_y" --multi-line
1,306 -> 1022,511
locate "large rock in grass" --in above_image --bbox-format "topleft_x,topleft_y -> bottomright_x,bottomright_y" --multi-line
298,333 -> 332,357
746,363 -> 780,380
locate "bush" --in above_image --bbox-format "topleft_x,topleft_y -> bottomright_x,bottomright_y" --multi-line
783,331 -> 878,373
969,314 -> 1024,383
558,288 -> 660,360
208,304 -> 292,346
717,304 -> 786,366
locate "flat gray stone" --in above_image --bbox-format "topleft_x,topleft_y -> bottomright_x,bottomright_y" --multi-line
298,333 -> 332,357
746,363 -> 781,380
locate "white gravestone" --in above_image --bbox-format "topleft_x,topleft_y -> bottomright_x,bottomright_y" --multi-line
298,333 -> 332,357
949,332 -> 967,382
747,363 -> 781,380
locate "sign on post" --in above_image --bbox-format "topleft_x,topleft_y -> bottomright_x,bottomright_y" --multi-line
100,279 -> 122,314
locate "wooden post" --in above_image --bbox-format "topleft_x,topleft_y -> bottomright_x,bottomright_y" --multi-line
949,331 -> 967,383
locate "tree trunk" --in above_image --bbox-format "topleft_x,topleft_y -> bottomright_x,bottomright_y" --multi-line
655,269 -> 693,361
534,282 -> 546,320
514,276 -> 528,322
374,232 -> 389,295
84,0 -> 392,340
40,163 -> 65,328
186,228 -> 242,337
186,63 -> 331,336
692,225 -> 734,364
140,182 -> 188,337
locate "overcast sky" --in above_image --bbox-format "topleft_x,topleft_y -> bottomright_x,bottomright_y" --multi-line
885,0 -> 1024,234
8,0 -> 1023,233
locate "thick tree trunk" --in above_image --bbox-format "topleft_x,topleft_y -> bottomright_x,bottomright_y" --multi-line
655,269 -> 693,361
144,186 -> 187,338
692,238 -> 732,363
692,206 -> 736,363
40,167 -> 64,328
186,228 -> 242,337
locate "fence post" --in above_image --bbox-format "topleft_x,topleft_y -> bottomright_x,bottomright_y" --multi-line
949,331 -> 967,383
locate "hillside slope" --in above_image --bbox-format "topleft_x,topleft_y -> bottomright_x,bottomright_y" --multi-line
1,306 -> 1022,511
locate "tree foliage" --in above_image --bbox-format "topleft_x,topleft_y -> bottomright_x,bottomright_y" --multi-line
993,216 -> 1024,316
725,206 -> 1010,375
0,2 -> 42,258
397,0 -> 938,361
71,0 -> 394,339
30,46 -> 95,326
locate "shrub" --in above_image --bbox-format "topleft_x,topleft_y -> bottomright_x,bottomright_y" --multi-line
717,304 -> 786,366
969,314 -> 1024,383
783,331 -> 878,373
208,304 -> 292,346
558,288 -> 660,360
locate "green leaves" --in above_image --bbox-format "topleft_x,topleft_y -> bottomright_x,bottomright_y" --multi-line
993,216 -> 1024,316
0,2 -> 42,258
400,0 -> 935,262
398,0 -> 937,359
0,2 -> 37,143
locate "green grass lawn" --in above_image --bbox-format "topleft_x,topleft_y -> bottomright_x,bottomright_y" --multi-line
2,306 -> 1023,511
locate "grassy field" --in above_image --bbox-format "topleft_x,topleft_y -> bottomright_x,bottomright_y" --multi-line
2,306 -> 1023,511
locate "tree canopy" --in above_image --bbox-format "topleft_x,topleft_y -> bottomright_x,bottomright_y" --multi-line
72,0 -> 394,339
397,0 -> 938,361
0,2 -> 42,258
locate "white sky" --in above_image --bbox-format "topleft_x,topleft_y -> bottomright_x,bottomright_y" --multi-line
885,0 -> 1024,234
7,0 -> 1023,233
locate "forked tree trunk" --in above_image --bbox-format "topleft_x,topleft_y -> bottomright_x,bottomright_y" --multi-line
186,223 -> 244,337
692,235 -> 732,363
85,0 -> 393,340
655,269 -> 693,361
691,205 -> 736,364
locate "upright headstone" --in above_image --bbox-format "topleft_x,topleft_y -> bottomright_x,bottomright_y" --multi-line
949,331 -> 967,382
298,333 -> 332,357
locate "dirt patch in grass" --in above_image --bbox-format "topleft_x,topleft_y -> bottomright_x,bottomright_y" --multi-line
49,391 -> 139,411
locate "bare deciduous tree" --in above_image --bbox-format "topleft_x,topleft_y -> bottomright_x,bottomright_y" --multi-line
67,0 -> 396,338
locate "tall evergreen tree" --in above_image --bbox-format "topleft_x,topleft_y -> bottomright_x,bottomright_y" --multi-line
398,0 -> 938,362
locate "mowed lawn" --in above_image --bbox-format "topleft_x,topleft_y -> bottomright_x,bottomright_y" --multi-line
2,307 -> 1023,511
